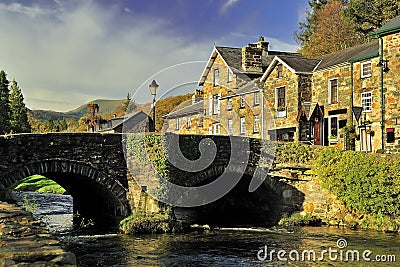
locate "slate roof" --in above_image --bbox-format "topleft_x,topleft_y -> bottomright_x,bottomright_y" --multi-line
99,110 -> 147,131
278,55 -> 320,73
165,101 -> 204,118
374,15 -> 400,36
315,41 -> 379,71
215,46 -> 302,73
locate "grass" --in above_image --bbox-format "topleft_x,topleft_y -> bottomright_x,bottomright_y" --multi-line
119,209 -> 183,234
12,175 -> 66,194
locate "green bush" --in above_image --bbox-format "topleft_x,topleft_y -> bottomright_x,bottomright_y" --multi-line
275,142 -> 316,164
313,148 -> 400,218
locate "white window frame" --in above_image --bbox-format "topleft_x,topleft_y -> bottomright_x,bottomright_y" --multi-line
228,69 -> 233,83
214,69 -> 219,86
240,95 -> 245,108
175,118 -> 179,130
227,98 -> 233,111
361,91 -> 372,112
254,114 -> 260,133
208,95 -> 213,115
254,92 -> 260,106
228,119 -> 233,135
361,61 -> 372,78
240,117 -> 246,134
213,122 -> 220,135
328,78 -> 338,104
213,94 -> 221,115
275,86 -> 286,109
328,116 -> 339,139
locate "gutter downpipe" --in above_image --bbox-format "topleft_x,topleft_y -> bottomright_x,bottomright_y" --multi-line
350,62 -> 354,126
380,37 -> 385,151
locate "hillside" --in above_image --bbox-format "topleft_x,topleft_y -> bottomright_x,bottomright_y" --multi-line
29,99 -> 127,121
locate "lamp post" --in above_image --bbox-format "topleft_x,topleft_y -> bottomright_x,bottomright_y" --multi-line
149,80 -> 159,132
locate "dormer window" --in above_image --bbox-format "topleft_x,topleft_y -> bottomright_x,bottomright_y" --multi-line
214,69 -> 219,86
361,61 -> 372,78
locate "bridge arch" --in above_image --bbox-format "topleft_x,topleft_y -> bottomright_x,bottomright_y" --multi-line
2,159 -> 130,228
174,166 -> 305,226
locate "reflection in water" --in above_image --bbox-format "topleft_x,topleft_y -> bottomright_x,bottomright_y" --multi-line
14,192 -> 399,267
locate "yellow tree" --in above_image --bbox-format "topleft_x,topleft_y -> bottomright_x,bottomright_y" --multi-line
299,0 -> 363,58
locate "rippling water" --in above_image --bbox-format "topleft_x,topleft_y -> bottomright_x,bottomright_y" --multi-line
14,192 -> 399,267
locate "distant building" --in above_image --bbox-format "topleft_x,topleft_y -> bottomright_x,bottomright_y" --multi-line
97,111 -> 150,133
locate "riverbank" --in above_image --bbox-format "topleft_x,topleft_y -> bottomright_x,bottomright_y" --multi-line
0,201 -> 76,266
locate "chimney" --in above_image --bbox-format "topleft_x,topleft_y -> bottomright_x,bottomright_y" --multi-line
113,114 -> 117,118
241,36 -> 269,73
256,36 -> 269,57
192,89 -> 203,104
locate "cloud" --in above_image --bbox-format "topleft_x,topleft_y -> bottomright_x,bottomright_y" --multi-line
123,7 -> 132,13
0,2 -> 51,17
0,0 -> 211,111
221,0 -> 240,13
0,0 -> 299,112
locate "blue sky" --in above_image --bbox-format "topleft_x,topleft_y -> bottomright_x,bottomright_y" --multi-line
0,0 -> 309,111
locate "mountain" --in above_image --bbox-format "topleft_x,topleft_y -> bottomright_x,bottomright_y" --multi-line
29,99 -> 127,121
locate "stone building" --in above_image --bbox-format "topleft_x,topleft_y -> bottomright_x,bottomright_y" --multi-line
165,16 -> 400,153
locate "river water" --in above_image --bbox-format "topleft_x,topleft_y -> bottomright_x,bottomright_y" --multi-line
14,192 -> 399,267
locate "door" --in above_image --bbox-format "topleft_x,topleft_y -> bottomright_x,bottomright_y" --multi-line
314,122 -> 321,145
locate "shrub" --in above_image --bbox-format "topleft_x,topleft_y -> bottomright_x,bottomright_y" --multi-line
313,148 -> 400,218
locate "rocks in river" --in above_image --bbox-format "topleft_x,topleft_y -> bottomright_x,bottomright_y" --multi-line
0,201 -> 76,266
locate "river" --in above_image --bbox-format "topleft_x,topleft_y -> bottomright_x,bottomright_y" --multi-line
14,192 -> 399,266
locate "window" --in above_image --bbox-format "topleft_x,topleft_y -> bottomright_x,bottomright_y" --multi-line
213,122 -> 220,135
361,92 -> 372,112
328,116 -> 338,138
227,98 -> 233,110
328,79 -> 338,104
187,116 -> 191,128
208,95 -> 213,115
175,118 -> 179,130
276,86 -> 286,109
214,69 -> 219,86
277,64 -> 283,78
213,94 -> 220,114
228,119 -> 233,135
361,61 -> 372,78
228,69 -> 233,83
240,117 -> 246,134
254,115 -> 260,133
254,92 -> 260,106
240,95 -> 246,108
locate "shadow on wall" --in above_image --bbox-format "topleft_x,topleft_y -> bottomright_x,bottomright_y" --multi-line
175,174 -> 305,227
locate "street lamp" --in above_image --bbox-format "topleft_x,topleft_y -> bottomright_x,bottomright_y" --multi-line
149,79 -> 159,132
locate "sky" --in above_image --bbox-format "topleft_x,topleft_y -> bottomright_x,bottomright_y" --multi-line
0,0 -> 309,111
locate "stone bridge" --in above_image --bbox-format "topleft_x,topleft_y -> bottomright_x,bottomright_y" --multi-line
0,133 -> 130,228
0,133 -> 338,229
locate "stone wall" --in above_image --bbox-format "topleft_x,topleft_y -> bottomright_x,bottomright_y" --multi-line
270,163 -> 348,225
263,63 -> 300,138
0,201 -> 76,266
382,31 -> 400,153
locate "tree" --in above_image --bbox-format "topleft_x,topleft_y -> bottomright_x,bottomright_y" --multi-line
0,70 -> 11,134
295,0 -> 328,48
299,0 -> 363,58
9,79 -> 31,133
345,0 -> 400,40
123,92 -> 137,113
